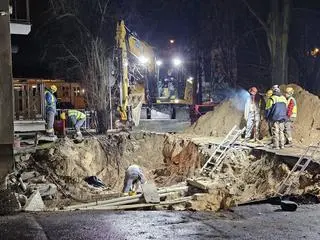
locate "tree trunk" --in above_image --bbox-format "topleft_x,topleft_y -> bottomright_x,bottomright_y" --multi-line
96,109 -> 108,134
268,0 -> 291,85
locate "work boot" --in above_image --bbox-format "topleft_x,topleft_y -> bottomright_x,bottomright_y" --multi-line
271,145 -> 280,150
46,129 -> 56,137
285,142 -> 293,147
46,132 -> 55,137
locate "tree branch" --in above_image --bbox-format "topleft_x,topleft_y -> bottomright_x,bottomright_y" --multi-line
242,0 -> 268,32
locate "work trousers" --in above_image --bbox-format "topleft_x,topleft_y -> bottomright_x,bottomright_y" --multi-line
272,121 -> 285,148
122,173 -> 141,193
245,111 -> 260,139
284,118 -> 295,144
75,119 -> 85,132
46,110 -> 55,132
70,116 -> 85,132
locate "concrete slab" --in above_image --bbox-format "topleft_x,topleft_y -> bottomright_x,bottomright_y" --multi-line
187,178 -> 213,191
24,190 -> 45,212
28,183 -> 57,197
141,183 -> 160,204
14,120 -> 45,132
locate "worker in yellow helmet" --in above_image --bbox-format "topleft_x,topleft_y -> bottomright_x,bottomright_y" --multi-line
284,87 -> 297,146
265,85 -> 288,149
60,110 -> 86,140
266,89 -> 273,98
265,89 -> 273,137
122,165 -> 146,194
45,85 -> 57,137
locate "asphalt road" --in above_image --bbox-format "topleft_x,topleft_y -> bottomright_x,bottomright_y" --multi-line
0,204 -> 320,240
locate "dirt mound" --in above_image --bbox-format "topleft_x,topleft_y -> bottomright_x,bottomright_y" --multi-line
185,84 -> 320,145
282,84 -> 320,145
185,98 -> 245,136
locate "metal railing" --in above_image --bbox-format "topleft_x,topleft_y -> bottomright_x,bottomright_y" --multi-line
56,109 -> 97,130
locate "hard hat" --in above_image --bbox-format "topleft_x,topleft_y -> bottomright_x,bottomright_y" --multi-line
50,85 -> 57,93
285,87 -> 294,95
60,112 -> 66,120
249,87 -> 258,95
266,89 -> 273,97
272,85 -> 280,92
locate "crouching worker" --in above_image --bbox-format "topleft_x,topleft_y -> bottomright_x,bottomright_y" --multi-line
60,110 -> 86,140
123,165 -> 146,194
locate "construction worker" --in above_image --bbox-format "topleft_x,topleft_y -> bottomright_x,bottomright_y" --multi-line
265,85 -> 288,149
122,165 -> 146,193
244,87 -> 261,141
284,87 -> 297,146
60,110 -> 86,140
265,89 -> 273,137
45,85 -> 57,137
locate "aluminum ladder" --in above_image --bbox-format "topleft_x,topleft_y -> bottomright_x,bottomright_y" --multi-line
200,125 -> 245,177
275,143 -> 320,196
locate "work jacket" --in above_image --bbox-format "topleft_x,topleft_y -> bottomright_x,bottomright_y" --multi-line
244,94 -> 262,121
287,96 -> 297,119
68,110 -> 86,120
265,93 -> 288,122
45,89 -> 57,113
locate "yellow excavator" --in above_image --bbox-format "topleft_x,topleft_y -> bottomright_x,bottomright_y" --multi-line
114,20 -> 156,127
114,20 -> 193,127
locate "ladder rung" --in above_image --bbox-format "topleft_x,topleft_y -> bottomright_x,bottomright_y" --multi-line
203,168 -> 212,172
206,162 -> 215,166
296,164 -> 305,168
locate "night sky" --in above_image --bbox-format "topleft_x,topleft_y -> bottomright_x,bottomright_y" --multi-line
11,0 -> 320,93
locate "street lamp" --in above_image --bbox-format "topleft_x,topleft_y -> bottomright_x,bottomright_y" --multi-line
172,57 -> 182,67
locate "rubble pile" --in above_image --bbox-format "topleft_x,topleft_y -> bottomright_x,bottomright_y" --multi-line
4,152 -> 58,212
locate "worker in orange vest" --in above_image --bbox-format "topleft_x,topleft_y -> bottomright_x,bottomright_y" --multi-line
284,87 -> 297,146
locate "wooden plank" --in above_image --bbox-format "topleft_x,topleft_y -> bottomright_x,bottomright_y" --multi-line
72,196 -> 193,211
187,178 -> 210,191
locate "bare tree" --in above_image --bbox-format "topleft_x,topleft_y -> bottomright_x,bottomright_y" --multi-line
192,0 -> 253,103
37,0 -> 117,133
243,0 -> 292,85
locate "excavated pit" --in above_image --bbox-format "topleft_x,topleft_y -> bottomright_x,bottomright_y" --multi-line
19,132 -> 320,210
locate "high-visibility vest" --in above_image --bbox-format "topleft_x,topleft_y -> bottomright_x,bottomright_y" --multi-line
45,90 -> 56,109
68,110 -> 86,120
287,96 -> 297,118
265,95 -> 287,110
